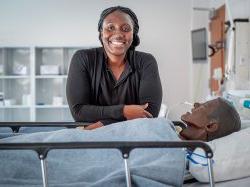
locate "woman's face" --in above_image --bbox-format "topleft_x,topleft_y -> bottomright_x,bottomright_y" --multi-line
101,10 -> 134,58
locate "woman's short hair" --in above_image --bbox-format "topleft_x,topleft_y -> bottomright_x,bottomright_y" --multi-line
208,97 -> 241,141
98,6 -> 140,50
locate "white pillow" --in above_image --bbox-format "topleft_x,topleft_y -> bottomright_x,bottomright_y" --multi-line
241,119 -> 250,129
189,127 -> 250,182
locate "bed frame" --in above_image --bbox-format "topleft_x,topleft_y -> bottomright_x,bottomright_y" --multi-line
0,121 -> 84,133
0,122 -> 215,187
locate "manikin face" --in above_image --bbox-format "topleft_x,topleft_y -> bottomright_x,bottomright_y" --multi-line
101,10 -> 134,58
180,99 -> 219,141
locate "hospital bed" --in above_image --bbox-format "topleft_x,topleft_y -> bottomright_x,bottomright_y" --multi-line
0,121 -> 215,187
1,120 -> 250,187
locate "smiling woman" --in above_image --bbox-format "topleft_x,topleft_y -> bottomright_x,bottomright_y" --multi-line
66,6 -> 162,129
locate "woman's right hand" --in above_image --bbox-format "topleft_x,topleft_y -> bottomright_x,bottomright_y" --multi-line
123,103 -> 153,120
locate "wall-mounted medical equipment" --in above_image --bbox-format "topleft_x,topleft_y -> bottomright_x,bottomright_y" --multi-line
224,0 -> 250,90
224,90 -> 250,120
224,0 -> 235,81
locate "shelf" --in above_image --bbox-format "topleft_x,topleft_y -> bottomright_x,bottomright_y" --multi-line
35,75 -> 67,79
0,105 -> 31,109
0,75 -> 30,79
35,105 -> 69,108
0,105 -> 69,109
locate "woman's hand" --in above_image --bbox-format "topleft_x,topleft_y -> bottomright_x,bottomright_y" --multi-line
123,103 -> 153,120
78,121 -> 104,130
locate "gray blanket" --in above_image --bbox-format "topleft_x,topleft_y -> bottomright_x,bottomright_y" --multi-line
0,118 -> 185,187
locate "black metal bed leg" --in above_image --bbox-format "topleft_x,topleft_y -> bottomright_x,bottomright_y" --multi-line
120,148 -> 132,187
207,154 -> 214,187
36,149 -> 49,187
40,154 -> 48,187
123,153 -> 132,187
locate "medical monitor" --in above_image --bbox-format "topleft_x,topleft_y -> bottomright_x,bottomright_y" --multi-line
191,28 -> 207,61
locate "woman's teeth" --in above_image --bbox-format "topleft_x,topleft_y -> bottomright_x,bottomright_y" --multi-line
110,41 -> 125,46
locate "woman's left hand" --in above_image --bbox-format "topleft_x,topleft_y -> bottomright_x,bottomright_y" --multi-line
123,103 -> 153,120
78,121 -> 104,130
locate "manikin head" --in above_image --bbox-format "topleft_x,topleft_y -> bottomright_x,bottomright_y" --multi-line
180,97 -> 241,141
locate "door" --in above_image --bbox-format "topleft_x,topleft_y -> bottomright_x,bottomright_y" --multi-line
209,5 -> 225,95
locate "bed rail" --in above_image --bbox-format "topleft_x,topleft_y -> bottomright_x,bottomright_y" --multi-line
0,141 -> 214,187
0,122 -> 88,133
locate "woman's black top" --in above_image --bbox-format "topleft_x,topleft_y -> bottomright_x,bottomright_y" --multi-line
66,47 -> 162,125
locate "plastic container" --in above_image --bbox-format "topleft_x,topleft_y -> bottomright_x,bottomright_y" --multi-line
240,99 -> 250,109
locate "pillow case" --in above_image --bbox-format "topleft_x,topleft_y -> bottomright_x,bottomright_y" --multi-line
241,119 -> 250,129
189,127 -> 250,182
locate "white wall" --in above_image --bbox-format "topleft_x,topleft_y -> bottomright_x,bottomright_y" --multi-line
212,0 -> 250,18
0,0 -> 193,119
211,0 -> 250,22
191,0 -> 210,103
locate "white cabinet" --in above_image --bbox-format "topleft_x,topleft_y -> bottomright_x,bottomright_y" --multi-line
0,46 -> 81,122
0,47 -> 31,122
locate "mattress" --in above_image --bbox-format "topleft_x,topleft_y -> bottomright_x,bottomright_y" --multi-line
184,176 -> 250,187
